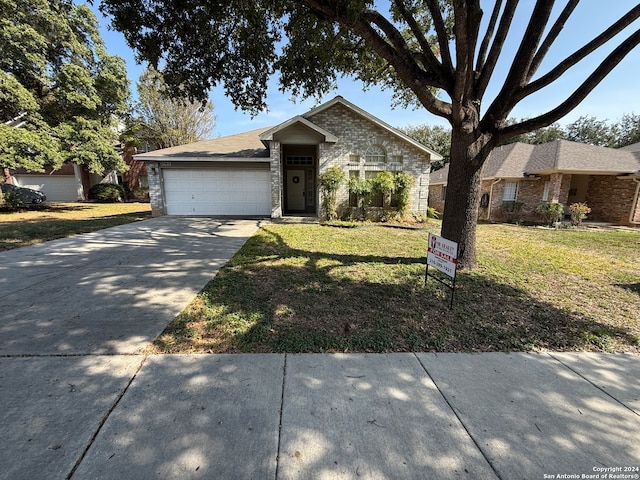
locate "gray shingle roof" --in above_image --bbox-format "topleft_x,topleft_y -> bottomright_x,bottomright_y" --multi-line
430,140 -> 640,184
620,141 -> 640,153
134,126 -> 272,160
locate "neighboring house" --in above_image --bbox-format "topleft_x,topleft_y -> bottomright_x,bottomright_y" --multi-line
429,140 -> 640,225
4,164 -> 119,202
135,96 -> 443,218
2,113 -> 120,201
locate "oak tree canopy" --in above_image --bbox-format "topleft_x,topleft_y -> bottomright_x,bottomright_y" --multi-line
100,0 -> 640,268
0,0 -> 130,174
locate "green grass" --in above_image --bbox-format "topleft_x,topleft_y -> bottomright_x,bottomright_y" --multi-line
0,202 -> 152,250
151,222 -> 640,354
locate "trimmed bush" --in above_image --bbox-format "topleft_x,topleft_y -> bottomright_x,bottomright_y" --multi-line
536,201 -> 564,227
394,172 -> 416,216
319,166 -> 345,220
88,183 -> 125,203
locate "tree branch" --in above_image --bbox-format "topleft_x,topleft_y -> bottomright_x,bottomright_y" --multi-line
426,0 -> 454,73
483,0 -> 555,123
450,0 -> 483,124
392,0 -> 450,82
513,3 -> 640,104
476,0 -> 519,100
497,27 -> 640,143
527,0 -> 579,82
476,0 -> 503,72
355,12 -> 452,118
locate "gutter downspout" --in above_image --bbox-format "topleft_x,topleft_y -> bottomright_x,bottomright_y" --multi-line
487,178 -> 501,221
630,176 -> 640,225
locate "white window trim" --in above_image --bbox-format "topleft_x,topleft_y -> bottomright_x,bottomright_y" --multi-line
502,181 -> 518,202
364,144 -> 387,163
542,181 -> 550,202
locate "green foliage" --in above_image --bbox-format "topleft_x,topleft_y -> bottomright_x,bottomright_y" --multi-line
347,176 -> 372,220
371,171 -> 396,209
426,206 -> 440,219
536,201 -> 565,227
0,71 -> 39,120
400,124 -> 451,164
617,113 -> 640,148
501,120 -> 566,145
318,166 -> 346,220
394,172 -> 416,216
569,202 -> 591,227
0,121 -> 62,171
88,183 -> 125,203
1,189 -> 24,209
0,0 -> 130,174
565,116 -> 618,148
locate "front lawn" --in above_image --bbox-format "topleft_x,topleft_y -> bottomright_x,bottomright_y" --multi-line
151,222 -> 640,354
0,202 -> 152,251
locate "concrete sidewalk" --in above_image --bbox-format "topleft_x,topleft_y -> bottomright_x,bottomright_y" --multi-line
1,352 -> 638,479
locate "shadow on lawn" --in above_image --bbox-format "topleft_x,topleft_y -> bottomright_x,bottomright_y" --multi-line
157,226 -> 640,354
0,210 -> 152,251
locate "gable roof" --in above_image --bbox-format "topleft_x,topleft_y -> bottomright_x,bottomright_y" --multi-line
430,139 -> 640,185
135,96 -> 444,162
303,96 -> 443,160
134,126 -> 272,161
259,115 -> 338,144
529,140 -> 640,175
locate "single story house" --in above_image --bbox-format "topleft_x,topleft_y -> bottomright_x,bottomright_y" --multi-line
429,140 -> 640,225
135,96 -> 443,218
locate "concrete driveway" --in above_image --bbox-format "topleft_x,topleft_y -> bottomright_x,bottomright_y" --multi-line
0,217 -> 262,355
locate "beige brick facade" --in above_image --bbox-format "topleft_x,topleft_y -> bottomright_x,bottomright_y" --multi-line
307,103 -> 432,215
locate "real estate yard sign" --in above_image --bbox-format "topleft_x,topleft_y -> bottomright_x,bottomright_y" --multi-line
425,233 -> 458,308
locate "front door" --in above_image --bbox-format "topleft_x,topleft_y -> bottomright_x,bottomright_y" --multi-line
287,169 -> 306,211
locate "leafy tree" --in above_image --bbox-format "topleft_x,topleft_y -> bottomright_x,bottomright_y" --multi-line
564,115 -> 618,147
100,0 -> 640,268
0,0 -> 129,174
132,67 -> 216,150
400,123 -> 451,166
616,113 -> 640,147
501,120 -> 566,145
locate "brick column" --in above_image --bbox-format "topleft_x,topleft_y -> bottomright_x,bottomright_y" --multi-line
270,141 -> 282,218
146,162 -> 164,217
550,173 -> 563,202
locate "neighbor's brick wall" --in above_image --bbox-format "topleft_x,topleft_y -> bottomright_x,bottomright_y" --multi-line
479,174 -> 572,222
586,176 -> 638,224
308,103 -> 432,214
428,185 -> 446,214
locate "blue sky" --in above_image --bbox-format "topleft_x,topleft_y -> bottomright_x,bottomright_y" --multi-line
91,1 -> 640,138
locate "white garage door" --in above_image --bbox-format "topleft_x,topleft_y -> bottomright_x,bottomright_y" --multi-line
163,168 -> 271,216
15,175 -> 79,202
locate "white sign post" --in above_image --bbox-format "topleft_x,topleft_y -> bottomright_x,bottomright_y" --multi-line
425,233 -> 459,308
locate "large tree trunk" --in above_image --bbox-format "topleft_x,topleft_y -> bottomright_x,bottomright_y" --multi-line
440,129 -> 493,270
